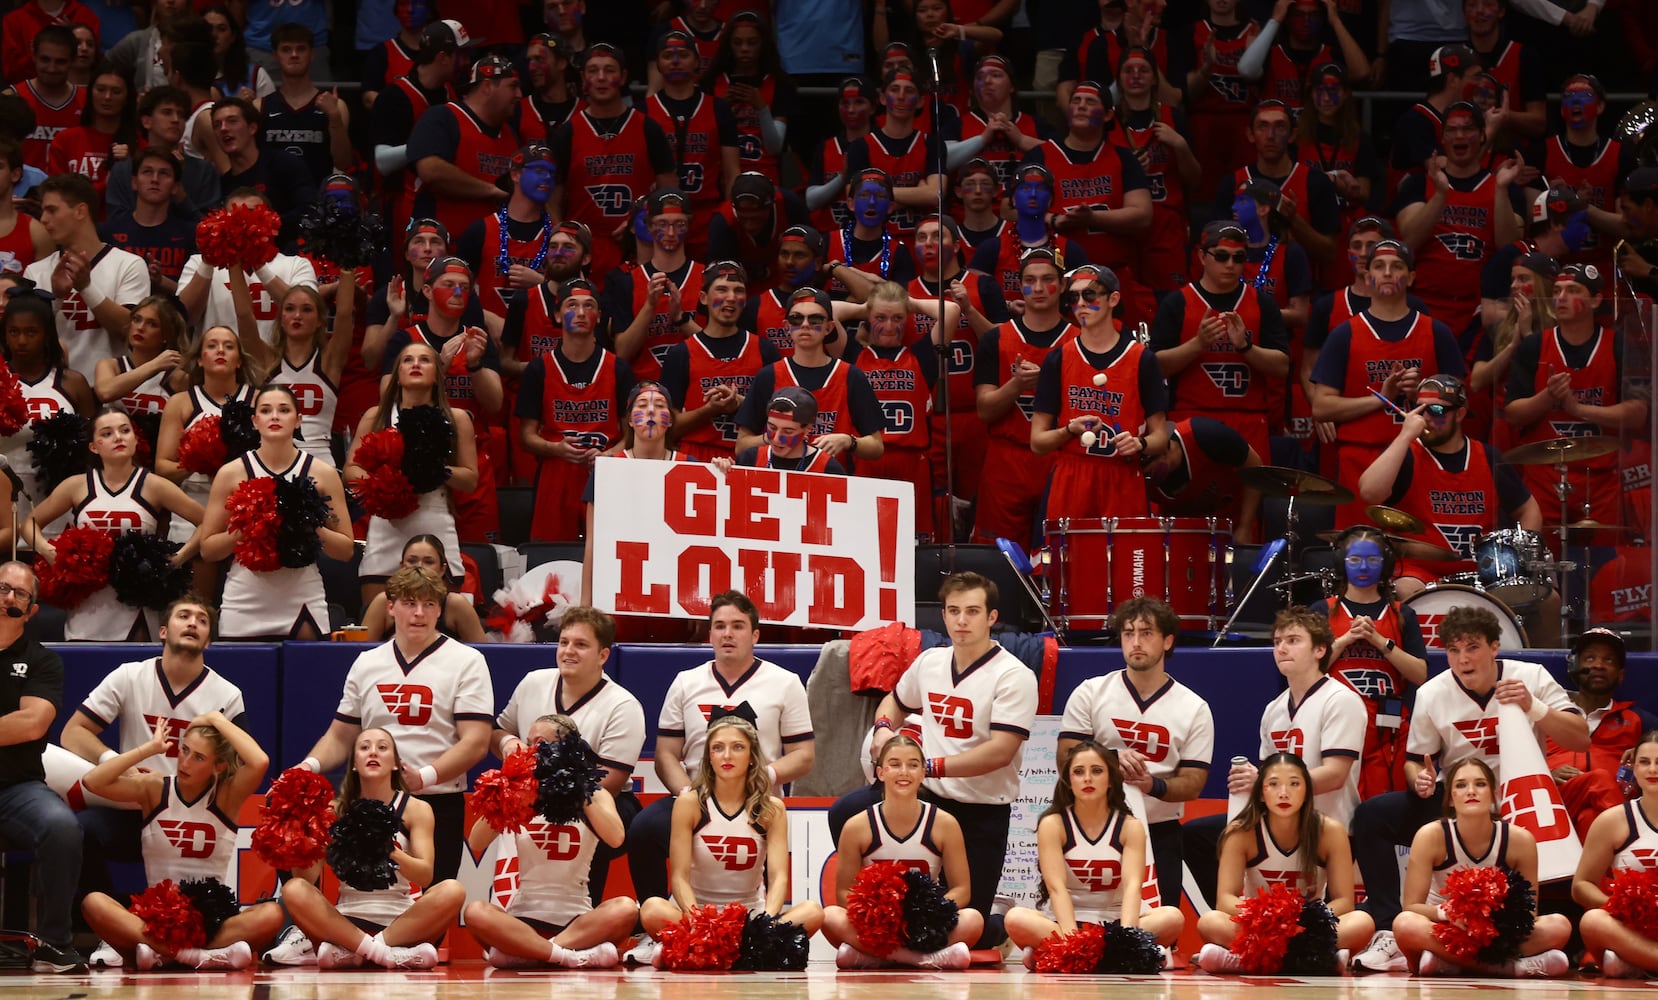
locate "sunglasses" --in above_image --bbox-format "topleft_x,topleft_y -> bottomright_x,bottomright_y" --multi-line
1423,404 -> 1459,418
1060,287 -> 1108,308
1207,249 -> 1248,264
786,311 -> 829,327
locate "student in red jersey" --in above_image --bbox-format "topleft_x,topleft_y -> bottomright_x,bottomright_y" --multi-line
742,224 -> 826,358
806,77 -> 876,236
825,168 -> 918,291
366,219 -> 480,372
359,0 -> 437,111
651,0 -> 727,82
1184,0 -> 1257,198
1506,264 -> 1648,528
1144,415 -> 1265,540
46,68 -> 132,215
875,0 -> 1003,117
1395,101 -> 1523,342
1151,221 -> 1289,464
1295,65 -> 1380,291
702,11 -> 794,188
1462,0 -> 1545,141
551,44 -> 677,281
1220,100 -> 1339,279
4,27 -> 86,174
381,257 -> 503,543
707,172 -> 813,294
0,139 -> 52,276
954,158 -> 1005,254
841,70 -> 948,239
407,53 -> 520,245
734,287 -> 885,470
1024,83 -> 1153,328
726,387 -> 847,475
373,20 -> 467,241
967,164 -> 1089,306
1227,177 -> 1313,334
1110,47 -> 1196,294
1309,241 -> 1464,526
956,55 -> 1042,195
518,279 -> 634,542
0,0 -> 98,88
600,190 -> 704,384
971,249 -> 1077,545
663,261 -> 781,462
1030,265 -> 1166,522
1057,0 -> 1179,109
645,32 -> 741,260
500,220 -> 591,382
1237,0 -> 1370,112
1388,45 -> 1481,192
455,143 -> 556,325
518,33 -> 583,144
1543,75 -> 1635,273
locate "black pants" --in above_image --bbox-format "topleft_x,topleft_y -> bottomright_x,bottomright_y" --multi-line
418,791 -> 466,885
1352,786 -> 1442,928
1181,813 -> 1227,909
625,795 -> 677,902
75,806 -> 143,900
590,791 -> 640,905
827,782 -> 883,846
1147,819 -> 1186,910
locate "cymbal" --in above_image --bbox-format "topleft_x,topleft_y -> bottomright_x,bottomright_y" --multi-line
1239,466 -> 1355,505
1385,535 -> 1460,562
1503,435 -> 1619,465
1559,519 -> 1630,539
1367,505 -> 1425,534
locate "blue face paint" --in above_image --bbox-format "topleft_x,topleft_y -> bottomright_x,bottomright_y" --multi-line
518,160 -> 556,204
632,209 -> 654,245
1561,210 -> 1591,251
853,181 -> 892,224
766,427 -> 805,451
1561,89 -> 1596,124
1014,181 -> 1052,218
1343,538 -> 1386,589
324,187 -> 357,213
1233,196 -> 1265,242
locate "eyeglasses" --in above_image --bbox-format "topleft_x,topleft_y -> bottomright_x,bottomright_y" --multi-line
0,583 -> 33,601
1207,250 -> 1248,264
649,219 -> 689,233
786,311 -> 828,327
1060,287 -> 1107,308
1344,555 -> 1385,567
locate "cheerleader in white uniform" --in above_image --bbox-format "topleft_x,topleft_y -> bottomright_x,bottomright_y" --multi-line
824,734 -> 984,968
1196,752 -> 1373,972
198,384 -> 354,639
230,265 -> 352,467
1391,757 -> 1571,976
21,408 -> 205,640
359,534 -> 487,642
0,291 -> 98,529
637,713 -> 824,958
1577,730 -> 1658,976
463,713 -> 637,968
92,296 -> 189,430
79,711 -> 282,969
1006,741 -> 1186,966
282,727 -> 467,970
346,341 -> 477,609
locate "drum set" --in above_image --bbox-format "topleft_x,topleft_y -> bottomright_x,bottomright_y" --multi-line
1025,432 -> 1642,647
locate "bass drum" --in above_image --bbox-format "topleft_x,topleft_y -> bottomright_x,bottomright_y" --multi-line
1402,583 -> 1528,650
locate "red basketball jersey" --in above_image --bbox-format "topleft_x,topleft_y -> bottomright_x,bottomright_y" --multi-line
854,345 -> 931,451
1340,311 -> 1438,445
680,332 -> 767,455
1168,283 -> 1269,414
772,358 -> 853,439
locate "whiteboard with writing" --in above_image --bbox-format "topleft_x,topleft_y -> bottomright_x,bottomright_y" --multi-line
998,714 -> 1062,907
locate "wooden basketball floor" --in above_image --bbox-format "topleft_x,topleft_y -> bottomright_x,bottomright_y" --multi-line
6,963 -> 1658,999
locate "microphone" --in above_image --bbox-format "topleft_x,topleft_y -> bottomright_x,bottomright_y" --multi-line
4,607 -> 22,618
927,47 -> 943,87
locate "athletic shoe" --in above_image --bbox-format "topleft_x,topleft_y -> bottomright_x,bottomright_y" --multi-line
907,943 -> 971,970
1512,950 -> 1569,978
89,941 -> 122,969
1197,943 -> 1242,974
316,942 -> 365,969
1335,949 -> 1349,971
30,943 -> 86,974
485,947 -> 541,969
623,938 -> 661,966
135,943 -> 163,971
384,943 -> 439,970
1161,946 -> 1175,970
1353,931 -> 1408,973
836,944 -> 889,969
193,943 -> 253,970
1603,950 -> 1646,979
562,943 -> 618,969
1418,952 -> 1462,976
263,926 -> 316,967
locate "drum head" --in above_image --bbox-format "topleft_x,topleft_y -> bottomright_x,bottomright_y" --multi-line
1403,583 -> 1528,649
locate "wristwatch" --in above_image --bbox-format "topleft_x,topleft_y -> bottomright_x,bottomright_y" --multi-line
1238,332 -> 1255,353
1384,638 -> 1397,653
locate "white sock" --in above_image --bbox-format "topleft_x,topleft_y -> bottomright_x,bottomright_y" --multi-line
175,947 -> 205,966
889,946 -> 932,966
546,940 -> 573,964
355,933 -> 393,965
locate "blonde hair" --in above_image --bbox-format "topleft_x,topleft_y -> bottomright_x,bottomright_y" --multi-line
129,295 -> 188,353
1494,266 -> 1557,354
692,716 -> 777,827
274,284 -> 328,359
181,723 -> 241,797
185,324 -> 269,388
867,280 -> 908,310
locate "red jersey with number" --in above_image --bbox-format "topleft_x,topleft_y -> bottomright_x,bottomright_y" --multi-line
772,358 -> 853,439
512,285 -> 563,366
1544,136 -> 1623,265
477,213 -> 551,316
1057,338 -> 1149,458
1323,597 -> 1409,701
813,135 -> 853,234
1412,172 -> 1496,335
1518,326 -> 1619,456
406,322 -> 487,416
427,103 -> 519,238
1234,163 -> 1311,233
906,274 -> 981,410
1169,283 -> 1268,414
1190,20 -> 1256,112
564,108 -> 656,236
1342,311 -> 1437,445
1076,26 -> 1171,85
861,130 -> 931,235
17,81 -> 85,171
988,320 -> 1077,446
681,332 -> 766,455
1042,138 -> 1134,269
0,213 -> 40,274
626,260 -> 703,382
1262,44 -> 1332,107
390,77 -> 452,226
1112,104 -> 1184,212
536,347 -> 621,450
959,110 -> 1041,192
1394,438 -> 1498,560
646,91 -> 723,210
751,288 -> 793,358
855,344 -> 930,451
711,74 -> 779,185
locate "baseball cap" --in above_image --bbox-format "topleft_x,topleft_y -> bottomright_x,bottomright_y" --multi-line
787,286 -> 833,315
1367,240 -> 1415,269
419,19 -> 476,56
552,219 -> 593,252
730,171 -> 774,206
778,225 -> 825,258
1443,100 -> 1482,126
1626,168 -> 1658,200
404,217 -> 449,245
837,76 -> 876,102
1012,163 -> 1053,190
1557,261 -> 1604,294
702,259 -> 749,289
1350,215 -> 1396,240
1562,73 -> 1605,101
655,29 -> 696,58
528,32 -> 573,62
1415,374 -> 1467,408
510,143 -> 553,172
957,157 -> 998,185
1200,221 -> 1249,249
646,189 -> 690,217
1065,264 -> 1120,295
1573,626 -> 1627,667
1530,186 -> 1588,226
1515,252 -> 1561,280
1428,44 -> 1478,78
1018,246 -> 1060,272
767,386 -> 817,427
558,278 -> 599,304
1235,177 -> 1280,204
466,53 -> 517,89
1312,62 -> 1345,87
423,255 -> 472,285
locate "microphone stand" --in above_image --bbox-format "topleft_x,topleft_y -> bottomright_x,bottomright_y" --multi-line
927,48 -> 955,557
0,457 -> 21,561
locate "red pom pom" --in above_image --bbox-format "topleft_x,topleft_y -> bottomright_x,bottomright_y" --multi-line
659,902 -> 749,970
195,203 -> 283,272
1035,922 -> 1106,973
130,880 -> 206,954
1230,882 -> 1308,974
0,359 -> 27,437
350,465 -> 419,521
226,477 -> 282,572
36,525 -> 114,609
845,860 -> 910,957
1433,865 -> 1510,964
1607,867 -> 1658,942
252,768 -> 337,870
353,429 -> 404,472
177,416 -> 227,477
470,746 -> 539,833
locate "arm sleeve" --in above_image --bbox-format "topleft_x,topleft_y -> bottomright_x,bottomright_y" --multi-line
1305,294 -> 1334,352
335,661 -> 363,723
644,119 -> 677,175
845,368 -> 886,435
1309,325 -> 1350,387
659,343 -> 691,408
975,273 -> 1009,323
913,340 -> 939,388
515,356 -> 546,420
76,663 -> 129,729
453,651 -> 496,720
735,366 -> 776,432
596,697 -> 647,772
115,256 -> 152,305
1237,21 -> 1280,79
990,660 -> 1038,739
1384,450 -> 1415,505
1032,348 -> 1063,417
713,99 -> 740,147
361,45 -> 390,93
406,106 -> 459,165
1183,701 -> 1216,770
1283,244 -> 1312,299
500,291 -> 527,348
974,327 -> 1002,386
1147,290 -> 1186,351
495,680 -> 522,734
1431,322 -> 1467,377
1058,678 -> 1093,741
657,672 -> 688,737
1256,290 -> 1289,352
1327,688 -> 1368,756
1495,453 -> 1531,514
1505,335 -> 1543,405
1397,604 -> 1429,660
891,660 -> 922,716
1138,350 -> 1167,414
778,676 -> 814,743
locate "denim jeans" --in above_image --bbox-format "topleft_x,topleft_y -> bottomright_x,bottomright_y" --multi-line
0,780 -> 82,945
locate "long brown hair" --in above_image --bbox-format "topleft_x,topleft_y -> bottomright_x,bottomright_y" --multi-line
128,295 -> 188,354
372,342 -> 458,460
1222,752 -> 1324,891
185,324 -> 269,388
1036,741 -> 1129,907
1296,71 -> 1361,151
1494,264 -> 1557,354
337,727 -> 408,812
1441,757 -> 1502,822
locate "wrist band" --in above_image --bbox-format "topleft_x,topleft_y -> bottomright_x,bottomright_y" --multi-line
302,756 -> 321,772
498,734 -> 520,757
1525,698 -> 1549,723
873,716 -> 894,732
766,764 -> 778,786
99,749 -> 119,763
255,264 -> 278,284
418,764 -> 439,787
926,757 -> 945,778
81,284 -> 107,309
1150,776 -> 1168,799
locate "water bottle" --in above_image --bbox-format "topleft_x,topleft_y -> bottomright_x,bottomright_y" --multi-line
1226,755 -> 1252,821
1618,764 -> 1639,800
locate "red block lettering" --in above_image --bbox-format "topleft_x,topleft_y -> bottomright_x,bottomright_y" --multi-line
528,823 -> 582,861
1066,858 -> 1121,892
736,548 -> 799,621
614,540 -> 669,614
664,463 -> 719,535
928,692 -> 975,739
724,468 -> 781,541
787,474 -> 847,546
1111,720 -> 1172,762
1270,729 -> 1305,756
376,683 -> 434,725
1451,718 -> 1501,755
158,819 -> 217,859
809,555 -> 864,627
702,835 -> 760,870
1502,773 -> 1573,844
676,545 -> 731,618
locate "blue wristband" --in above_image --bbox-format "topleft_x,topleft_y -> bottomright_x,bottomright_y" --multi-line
1150,776 -> 1168,799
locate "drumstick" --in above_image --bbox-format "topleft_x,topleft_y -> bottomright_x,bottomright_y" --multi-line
1369,388 -> 1409,418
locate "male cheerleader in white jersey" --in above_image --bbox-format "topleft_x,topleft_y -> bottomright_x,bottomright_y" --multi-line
495,606 -> 646,902
1060,596 -> 1213,908
1350,605 -> 1589,972
862,571 -> 1039,948
624,590 -> 816,902
1185,607 -> 1367,905
302,567 -> 492,884
58,595 -> 246,950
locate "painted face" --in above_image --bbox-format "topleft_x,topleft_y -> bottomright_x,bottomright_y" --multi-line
1368,254 -> 1410,296
631,205 -> 654,246
630,386 -> 672,440
323,184 -> 358,213
868,303 -> 907,345
914,223 -> 951,269
547,234 -> 584,279
1232,195 -> 1265,242
853,180 -> 892,225
703,278 -> 747,322
1343,538 -> 1385,588
1561,210 -> 1591,252
1561,86 -> 1598,127
1067,91 -> 1108,131
1553,280 -> 1597,320
764,416 -> 807,452
1348,231 -> 1382,270
1472,77 -> 1502,113
430,275 -> 471,318
649,211 -> 689,252
975,64 -> 1012,106
1118,57 -> 1153,96
518,159 -> 556,203
563,292 -> 599,333
839,91 -> 873,129
1014,180 -> 1052,218
1020,264 -> 1061,309
92,412 -> 136,460
775,244 -> 815,288
396,0 -> 432,30
657,41 -> 697,82
1510,266 -> 1536,299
